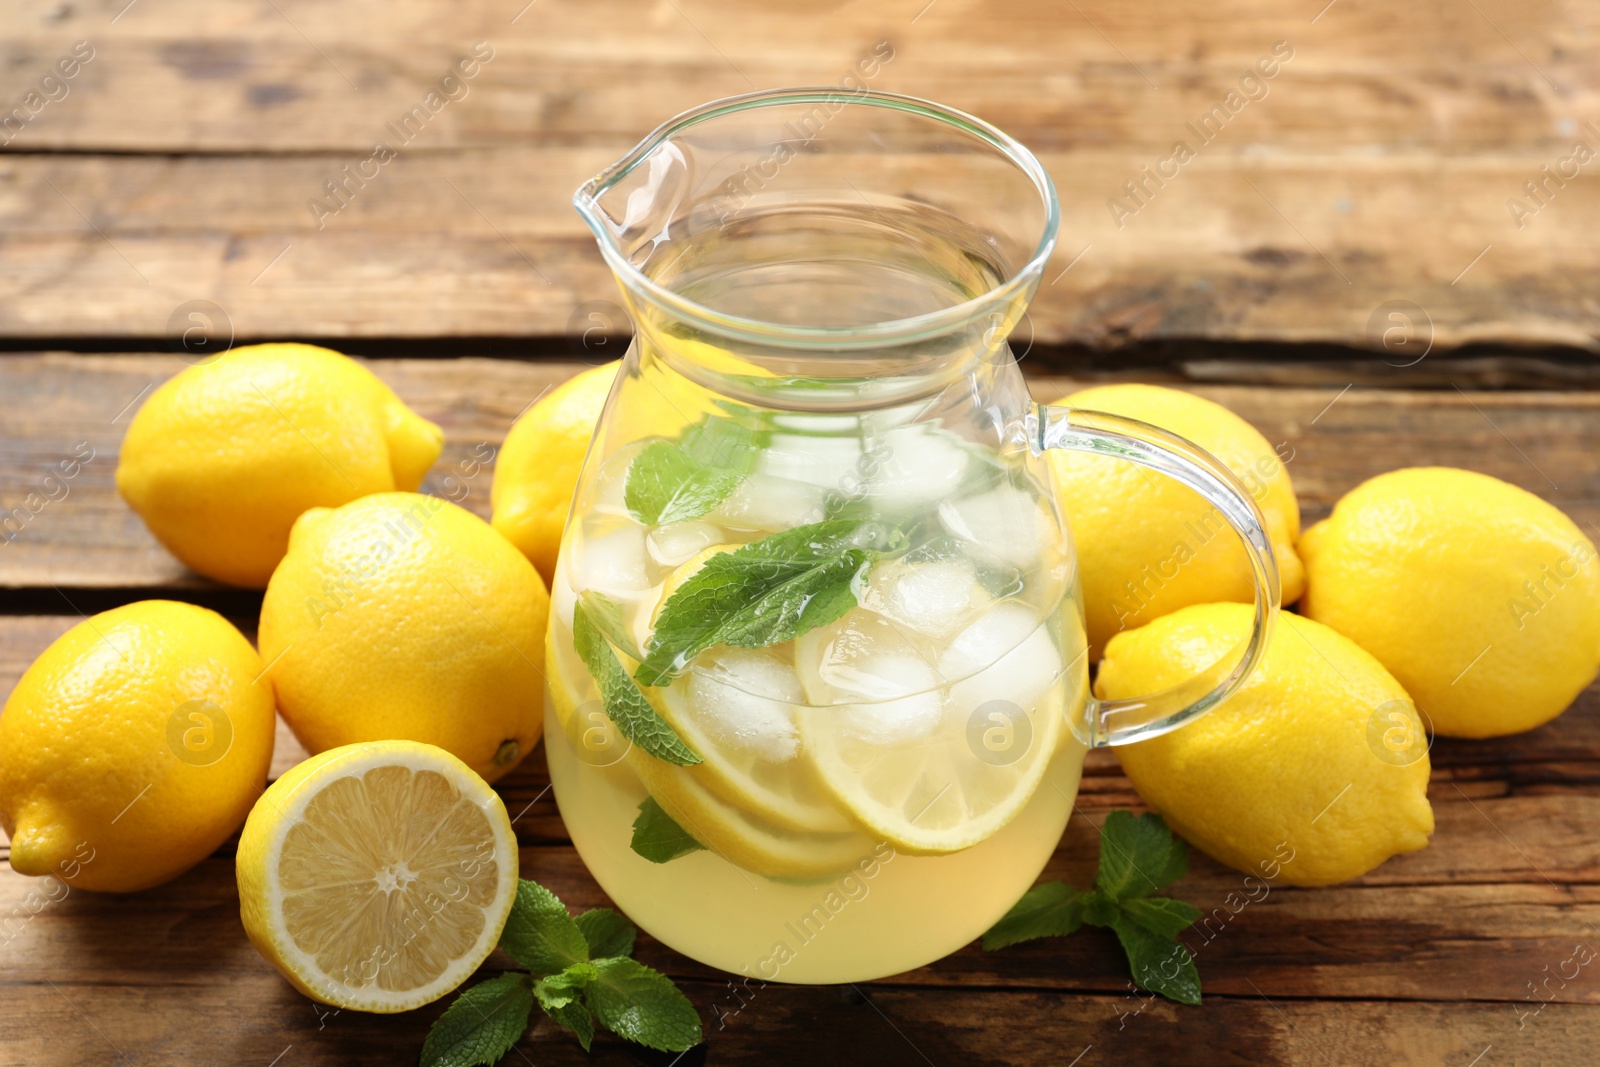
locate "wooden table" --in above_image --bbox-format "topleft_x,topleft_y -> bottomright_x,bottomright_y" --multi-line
3,2 -> 1598,1064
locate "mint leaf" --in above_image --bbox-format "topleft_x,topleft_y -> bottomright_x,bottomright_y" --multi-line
631,797 -> 706,863
584,957 -> 702,1052
541,997 -> 595,1052
499,880 -> 589,977
636,519 -> 887,685
1120,895 -> 1202,940
981,882 -> 1092,950
573,601 -> 701,766
1107,910 -> 1201,1005
576,590 -> 642,661
625,417 -> 758,525
419,972 -> 533,1067
575,908 -> 636,960
1096,810 -> 1188,900
534,963 -> 596,1011
983,810 -> 1202,1007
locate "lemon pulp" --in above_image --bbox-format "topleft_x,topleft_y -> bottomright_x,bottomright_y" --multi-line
238,742 -> 518,1013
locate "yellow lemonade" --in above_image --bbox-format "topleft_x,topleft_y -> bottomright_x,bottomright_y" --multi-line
544,420 -> 1091,984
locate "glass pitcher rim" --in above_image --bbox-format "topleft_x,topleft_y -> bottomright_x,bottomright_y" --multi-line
573,87 -> 1061,351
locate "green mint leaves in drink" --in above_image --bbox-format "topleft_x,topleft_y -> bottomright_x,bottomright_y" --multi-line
624,415 -> 758,526
983,811 -> 1203,1005
420,878 -> 701,1065
572,601 -> 700,766
635,518 -> 895,686
630,797 -> 706,863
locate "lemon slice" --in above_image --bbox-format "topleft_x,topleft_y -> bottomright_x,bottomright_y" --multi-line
643,545 -> 857,835
545,622 -> 873,879
653,659 -> 857,835
236,741 -> 518,1013
798,604 -> 1075,855
625,747 -> 876,880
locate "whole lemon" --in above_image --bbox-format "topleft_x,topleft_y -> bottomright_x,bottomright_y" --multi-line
0,601 -> 276,892
1047,384 -> 1305,657
259,492 -> 549,782
117,343 -> 444,588
1098,603 -> 1434,886
492,362 -> 619,583
1301,467 -> 1600,738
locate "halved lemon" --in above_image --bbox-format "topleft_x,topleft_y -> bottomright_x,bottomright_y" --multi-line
236,741 -> 519,1013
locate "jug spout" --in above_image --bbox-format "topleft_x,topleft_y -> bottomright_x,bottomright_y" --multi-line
572,89 -> 1059,407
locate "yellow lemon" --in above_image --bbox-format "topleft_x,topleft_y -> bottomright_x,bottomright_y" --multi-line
259,492 -> 549,783
0,601 -> 276,892
1047,384 -> 1305,657
492,362 -> 620,584
236,740 -> 518,1012
1097,603 -> 1433,887
118,343 -> 443,588
1301,467 -> 1600,738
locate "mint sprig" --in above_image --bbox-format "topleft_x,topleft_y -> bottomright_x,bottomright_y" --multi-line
635,518 -> 896,686
572,601 -> 700,766
419,972 -> 533,1067
630,797 -> 706,863
983,811 -> 1203,1005
419,879 -> 701,1066
624,416 -> 758,526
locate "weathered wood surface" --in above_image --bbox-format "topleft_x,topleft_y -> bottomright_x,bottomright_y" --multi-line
2,353 -> 1597,591
3,1 -> 1600,347
2,352 -> 1599,1062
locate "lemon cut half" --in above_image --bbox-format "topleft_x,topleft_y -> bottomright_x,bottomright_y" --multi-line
237,741 -> 518,1013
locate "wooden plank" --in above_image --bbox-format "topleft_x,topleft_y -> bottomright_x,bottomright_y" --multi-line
2,605 -> 1598,878
5,148 -> 1600,347
1,977 -> 1592,1067
2,353 -> 1596,589
0,844 -> 1596,1004
3,0 -> 1600,347
5,0 -> 1595,153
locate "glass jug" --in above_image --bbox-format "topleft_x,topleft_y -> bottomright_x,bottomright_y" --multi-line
546,89 -> 1279,985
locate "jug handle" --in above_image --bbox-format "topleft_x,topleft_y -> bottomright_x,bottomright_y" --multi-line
1030,404 -> 1281,747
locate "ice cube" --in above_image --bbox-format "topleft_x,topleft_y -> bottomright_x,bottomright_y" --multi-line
551,563 -> 578,628
647,520 -> 724,567
940,602 -> 1064,714
799,610 -> 945,744
939,485 -> 1056,569
866,427 -> 969,509
861,558 -> 983,639
685,649 -> 803,763
711,472 -> 826,532
588,442 -> 641,518
758,433 -> 864,490
836,654 -> 944,745
572,524 -> 653,599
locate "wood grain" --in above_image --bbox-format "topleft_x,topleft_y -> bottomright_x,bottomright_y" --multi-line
2,0 -> 1599,346
2,353 -> 1595,589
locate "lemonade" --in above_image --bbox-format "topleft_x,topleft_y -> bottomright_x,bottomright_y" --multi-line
545,401 -> 1091,984
551,88 -> 1279,985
